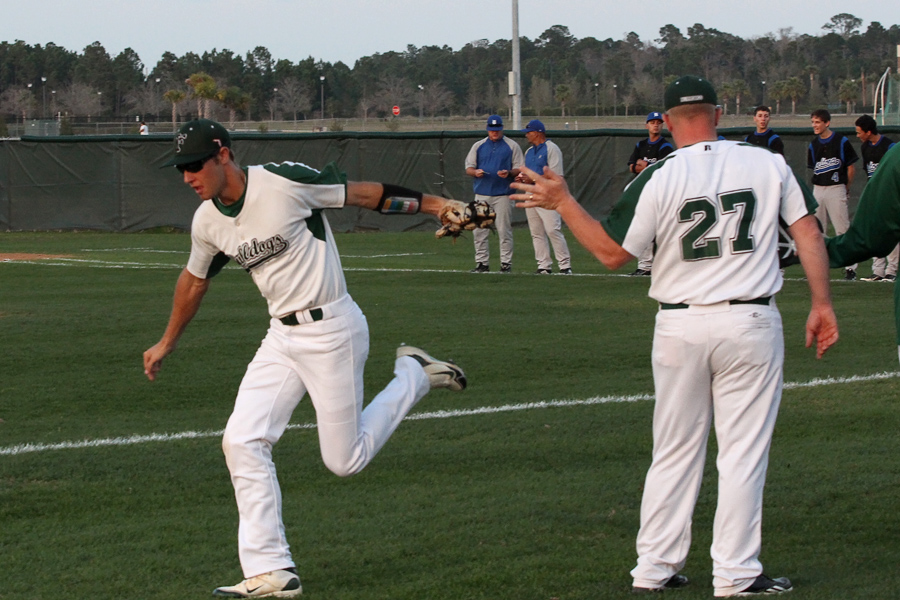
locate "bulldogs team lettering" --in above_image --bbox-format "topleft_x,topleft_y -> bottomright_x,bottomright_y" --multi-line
235,235 -> 289,270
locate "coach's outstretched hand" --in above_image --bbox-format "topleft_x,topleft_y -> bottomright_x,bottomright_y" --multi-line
510,166 -> 573,211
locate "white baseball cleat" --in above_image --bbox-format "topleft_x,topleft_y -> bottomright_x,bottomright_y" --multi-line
212,568 -> 302,598
397,345 -> 467,391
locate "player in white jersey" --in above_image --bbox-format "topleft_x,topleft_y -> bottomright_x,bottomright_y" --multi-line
512,77 -> 838,597
143,119 -> 468,598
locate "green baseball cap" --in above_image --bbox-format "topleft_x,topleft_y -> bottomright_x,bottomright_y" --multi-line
162,118 -> 231,167
664,75 -> 718,110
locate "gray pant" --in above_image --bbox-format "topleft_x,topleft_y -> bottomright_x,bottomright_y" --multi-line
525,207 -> 571,270
473,194 -> 513,265
872,244 -> 900,277
813,184 -> 857,271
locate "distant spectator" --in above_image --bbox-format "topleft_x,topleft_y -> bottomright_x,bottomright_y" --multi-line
139,121 -> 149,135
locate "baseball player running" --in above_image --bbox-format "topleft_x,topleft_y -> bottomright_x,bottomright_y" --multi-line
512,76 -> 838,596
143,119 -> 468,598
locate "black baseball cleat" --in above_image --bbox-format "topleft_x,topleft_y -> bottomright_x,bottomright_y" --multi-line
559,268 -> 573,275
397,345 -> 467,391
632,574 -> 689,594
629,268 -> 651,277
731,574 -> 792,596
885,274 -> 897,282
844,268 -> 857,281
860,274 -> 884,282
536,268 -> 552,275
500,262 -> 512,273
470,263 -> 489,273
212,568 -> 302,598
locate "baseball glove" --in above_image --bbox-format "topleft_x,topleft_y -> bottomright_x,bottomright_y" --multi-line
435,200 -> 496,239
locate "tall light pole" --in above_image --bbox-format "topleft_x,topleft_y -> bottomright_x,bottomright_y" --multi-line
417,84 -> 424,120
613,84 -> 618,117
155,77 -> 161,120
319,75 -> 325,121
761,80 -> 766,107
594,82 -> 599,117
41,76 -> 47,118
510,0 -> 522,130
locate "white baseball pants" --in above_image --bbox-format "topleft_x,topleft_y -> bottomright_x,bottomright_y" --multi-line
525,206 -> 571,271
473,194 -> 514,266
871,244 -> 899,277
631,302 -> 784,596
813,184 -> 857,271
221,294 -> 430,578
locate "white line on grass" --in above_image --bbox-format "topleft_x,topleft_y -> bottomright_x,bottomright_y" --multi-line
2,371 -> 897,458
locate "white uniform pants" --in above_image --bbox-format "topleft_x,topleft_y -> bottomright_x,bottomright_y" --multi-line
221,295 -> 430,578
631,302 -> 784,596
525,207 -> 571,270
872,244 -> 900,277
473,194 -> 513,266
637,245 -> 654,272
813,184 -> 857,271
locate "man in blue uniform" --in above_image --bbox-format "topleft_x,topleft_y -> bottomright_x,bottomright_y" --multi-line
809,108 -> 859,280
465,115 -> 525,272
518,119 -> 572,274
745,106 -> 784,155
855,114 -> 897,281
626,111 -> 674,276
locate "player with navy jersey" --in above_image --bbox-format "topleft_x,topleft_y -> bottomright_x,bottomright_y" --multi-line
745,105 -> 784,155
808,108 -> 859,279
144,119 -> 468,598
627,111 -> 674,276
465,115 -> 525,273
855,114 -> 898,281
513,76 -> 837,597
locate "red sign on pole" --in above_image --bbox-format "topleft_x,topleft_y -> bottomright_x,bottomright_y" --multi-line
392,105 -> 400,116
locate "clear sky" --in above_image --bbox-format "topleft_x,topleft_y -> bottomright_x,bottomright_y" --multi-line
4,0 -> 899,70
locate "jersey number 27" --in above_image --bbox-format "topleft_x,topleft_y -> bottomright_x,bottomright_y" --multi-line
679,190 -> 756,261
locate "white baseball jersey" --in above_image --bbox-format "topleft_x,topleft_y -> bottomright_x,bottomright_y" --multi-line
186,162 -> 348,318
602,141 -> 814,305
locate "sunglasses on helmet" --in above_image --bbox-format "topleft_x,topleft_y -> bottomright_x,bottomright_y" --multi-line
176,151 -> 219,174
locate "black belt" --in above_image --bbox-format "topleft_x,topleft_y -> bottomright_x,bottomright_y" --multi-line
660,296 -> 771,310
279,307 -> 324,325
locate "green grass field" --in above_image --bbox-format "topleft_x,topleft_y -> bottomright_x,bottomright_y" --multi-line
1,230 -> 899,600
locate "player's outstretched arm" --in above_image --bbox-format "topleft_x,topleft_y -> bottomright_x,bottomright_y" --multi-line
511,166 -> 633,270
789,214 -> 839,359
143,268 -> 210,381
345,182 -> 459,217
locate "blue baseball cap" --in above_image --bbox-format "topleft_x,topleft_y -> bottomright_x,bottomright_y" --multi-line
646,111 -> 664,122
486,115 -> 504,131
522,119 -> 545,133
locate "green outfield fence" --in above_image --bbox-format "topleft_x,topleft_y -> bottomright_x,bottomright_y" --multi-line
3,127 -> 899,232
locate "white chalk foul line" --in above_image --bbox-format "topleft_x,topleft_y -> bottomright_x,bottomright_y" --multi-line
2,371 -> 897,458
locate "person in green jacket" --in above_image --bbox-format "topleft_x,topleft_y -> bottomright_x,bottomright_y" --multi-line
826,143 -> 900,356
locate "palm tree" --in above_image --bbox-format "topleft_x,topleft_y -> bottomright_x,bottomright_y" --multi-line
217,86 -> 251,128
768,81 -> 788,114
554,83 -> 572,118
163,89 -> 186,132
719,82 -> 734,116
837,79 -> 859,114
185,72 -> 218,118
783,77 -> 806,115
730,79 -> 750,116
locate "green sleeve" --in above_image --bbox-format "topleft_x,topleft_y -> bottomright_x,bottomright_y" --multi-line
601,157 -> 668,244
826,145 -> 900,267
262,161 -> 348,187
